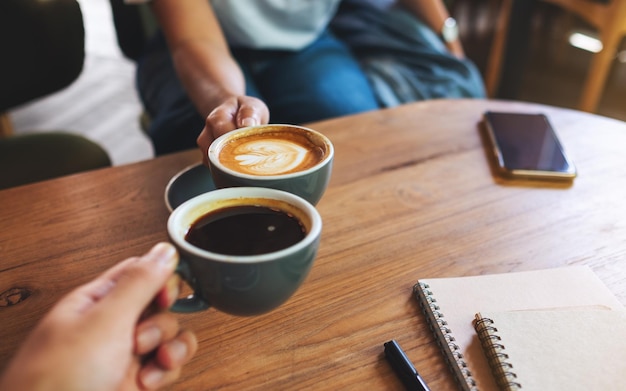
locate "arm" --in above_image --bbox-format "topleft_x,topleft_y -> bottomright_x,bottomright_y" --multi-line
150,0 -> 269,163
397,0 -> 465,58
151,0 -> 240,117
0,243 -> 197,391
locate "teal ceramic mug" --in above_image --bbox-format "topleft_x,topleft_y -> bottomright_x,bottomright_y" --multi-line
208,124 -> 334,205
167,187 -> 322,315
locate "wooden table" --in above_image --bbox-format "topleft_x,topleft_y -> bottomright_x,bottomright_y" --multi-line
1,99 -> 625,390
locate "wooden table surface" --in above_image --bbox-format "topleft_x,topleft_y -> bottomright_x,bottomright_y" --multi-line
1,99 -> 625,390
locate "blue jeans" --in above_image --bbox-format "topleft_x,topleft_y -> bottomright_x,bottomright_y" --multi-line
137,30 -> 379,155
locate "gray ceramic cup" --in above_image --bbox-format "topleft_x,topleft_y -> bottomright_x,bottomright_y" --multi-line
208,124 -> 334,205
167,187 -> 322,315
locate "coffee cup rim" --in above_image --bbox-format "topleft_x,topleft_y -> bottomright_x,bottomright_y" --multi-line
167,187 -> 322,263
208,124 -> 334,180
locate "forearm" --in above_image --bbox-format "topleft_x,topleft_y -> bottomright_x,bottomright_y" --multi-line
398,0 -> 464,57
151,0 -> 245,117
169,40 -> 246,117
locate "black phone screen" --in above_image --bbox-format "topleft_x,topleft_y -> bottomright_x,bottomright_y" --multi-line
483,111 -> 576,179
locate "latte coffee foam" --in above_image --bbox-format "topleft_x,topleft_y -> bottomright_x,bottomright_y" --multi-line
218,129 -> 326,176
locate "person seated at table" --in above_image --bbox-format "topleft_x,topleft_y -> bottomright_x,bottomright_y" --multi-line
0,243 -> 197,391
132,0 -> 486,157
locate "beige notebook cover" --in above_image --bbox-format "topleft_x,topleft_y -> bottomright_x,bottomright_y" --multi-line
474,309 -> 626,391
413,266 -> 624,391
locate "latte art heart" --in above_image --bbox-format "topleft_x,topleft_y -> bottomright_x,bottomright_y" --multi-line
216,128 -> 327,176
233,140 -> 309,175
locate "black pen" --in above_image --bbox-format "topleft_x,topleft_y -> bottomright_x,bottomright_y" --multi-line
384,340 -> 431,391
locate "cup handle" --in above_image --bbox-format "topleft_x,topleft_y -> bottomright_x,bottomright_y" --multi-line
171,261 -> 211,313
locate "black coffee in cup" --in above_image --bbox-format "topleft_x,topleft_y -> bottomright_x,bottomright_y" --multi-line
185,205 -> 306,256
168,188 -> 322,314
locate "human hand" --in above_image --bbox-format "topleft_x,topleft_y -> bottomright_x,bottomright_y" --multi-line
197,95 -> 270,166
0,243 -> 197,391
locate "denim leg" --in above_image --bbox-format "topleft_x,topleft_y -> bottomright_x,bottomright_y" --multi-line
136,33 -> 205,155
247,30 -> 380,124
136,34 -> 263,155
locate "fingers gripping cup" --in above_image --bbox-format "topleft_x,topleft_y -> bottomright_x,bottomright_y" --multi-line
167,187 -> 322,316
208,124 -> 334,205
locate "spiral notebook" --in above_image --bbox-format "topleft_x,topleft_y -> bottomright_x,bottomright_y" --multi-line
413,266 -> 624,391
474,309 -> 626,391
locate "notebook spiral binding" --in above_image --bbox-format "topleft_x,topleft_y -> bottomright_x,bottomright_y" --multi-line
474,316 -> 522,391
414,282 -> 478,391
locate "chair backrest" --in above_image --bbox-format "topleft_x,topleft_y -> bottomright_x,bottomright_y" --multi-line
486,0 -> 626,112
109,0 -> 158,62
536,0 -> 626,112
0,0 -> 85,112
542,0 -> 619,30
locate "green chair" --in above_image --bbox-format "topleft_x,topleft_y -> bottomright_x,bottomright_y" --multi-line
0,0 -> 111,190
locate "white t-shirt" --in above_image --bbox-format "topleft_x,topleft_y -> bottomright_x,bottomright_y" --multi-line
210,0 -> 342,49
125,0 -> 342,50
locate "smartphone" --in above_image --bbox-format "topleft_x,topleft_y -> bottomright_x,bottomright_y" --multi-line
482,111 -> 577,181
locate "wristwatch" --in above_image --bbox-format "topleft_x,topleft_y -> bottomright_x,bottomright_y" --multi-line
440,17 -> 459,44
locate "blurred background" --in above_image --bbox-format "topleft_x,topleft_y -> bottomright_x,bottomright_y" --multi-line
5,0 -> 626,166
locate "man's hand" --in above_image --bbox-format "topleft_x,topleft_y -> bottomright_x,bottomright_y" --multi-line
197,95 -> 270,166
